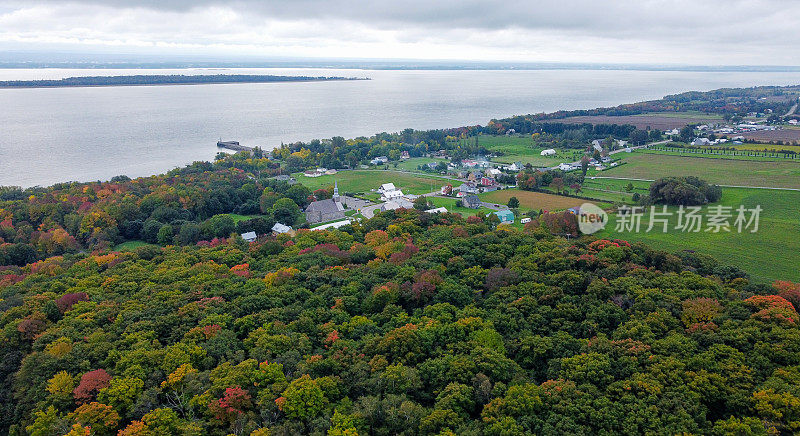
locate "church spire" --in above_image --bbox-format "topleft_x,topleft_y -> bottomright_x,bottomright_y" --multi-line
333,180 -> 339,199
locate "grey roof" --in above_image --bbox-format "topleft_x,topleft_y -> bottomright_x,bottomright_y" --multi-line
463,195 -> 481,205
306,198 -> 345,215
271,223 -> 292,233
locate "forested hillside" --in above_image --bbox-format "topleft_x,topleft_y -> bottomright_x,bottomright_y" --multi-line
2,206 -> 799,435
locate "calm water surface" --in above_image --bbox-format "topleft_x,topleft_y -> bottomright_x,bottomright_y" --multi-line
1,68 -> 799,187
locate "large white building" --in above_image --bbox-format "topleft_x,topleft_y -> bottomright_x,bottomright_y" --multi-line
378,183 -> 405,201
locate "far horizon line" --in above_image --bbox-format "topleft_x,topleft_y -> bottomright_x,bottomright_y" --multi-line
1,52 -> 800,72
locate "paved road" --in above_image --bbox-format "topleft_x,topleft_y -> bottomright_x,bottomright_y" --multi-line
784,101 -> 798,117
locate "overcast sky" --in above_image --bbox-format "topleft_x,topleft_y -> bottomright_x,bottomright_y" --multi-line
1,0 -> 799,65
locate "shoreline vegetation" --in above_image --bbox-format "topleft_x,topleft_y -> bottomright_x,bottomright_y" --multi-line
0,74 -> 368,88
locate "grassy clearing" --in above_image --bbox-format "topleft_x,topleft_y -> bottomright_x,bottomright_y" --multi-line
227,214 -> 265,223
479,189 -> 586,212
604,152 -> 800,189
113,240 -> 154,251
596,187 -> 800,283
394,157 -> 449,171
294,170 -> 449,195
643,146 -> 800,163
426,196 -> 493,217
458,135 -> 580,166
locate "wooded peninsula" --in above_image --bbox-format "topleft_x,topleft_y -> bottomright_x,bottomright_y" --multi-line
0,74 -> 366,88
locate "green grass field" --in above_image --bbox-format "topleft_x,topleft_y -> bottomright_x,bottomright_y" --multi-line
394,157 -> 449,171
294,170 -> 450,196
594,187 -> 800,282
426,196 -> 493,217
457,135 -> 580,166
604,152 -> 800,189
227,213 -> 265,223
643,147 -> 800,163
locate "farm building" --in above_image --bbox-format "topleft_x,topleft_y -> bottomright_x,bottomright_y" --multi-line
540,149 -> 557,156
382,198 -> 414,211
492,210 -> 515,223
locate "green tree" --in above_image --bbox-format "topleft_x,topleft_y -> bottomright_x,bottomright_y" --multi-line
272,198 -> 301,226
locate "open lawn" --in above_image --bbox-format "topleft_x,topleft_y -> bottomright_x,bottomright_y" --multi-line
294,170 -> 450,196
459,135 -> 580,166
426,196 -> 492,217
479,189 -> 586,212
596,187 -> 800,282
643,146 -> 800,163
394,157 -> 449,171
732,143 -> 800,152
227,213 -> 265,223
579,178 -> 650,203
604,152 -> 800,189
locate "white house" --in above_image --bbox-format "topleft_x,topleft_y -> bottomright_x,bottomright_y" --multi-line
424,207 -> 448,214
370,156 -> 389,165
486,168 -> 503,176
378,183 -> 405,201
378,183 -> 396,193
540,148 -> 557,156
507,162 -> 523,171
691,138 -> 711,146
271,223 -> 292,234
789,119 -> 798,125
558,163 -> 576,171
240,231 -> 257,242
591,140 -> 604,152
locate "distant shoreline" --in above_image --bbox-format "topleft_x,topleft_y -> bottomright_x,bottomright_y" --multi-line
0,74 -> 368,89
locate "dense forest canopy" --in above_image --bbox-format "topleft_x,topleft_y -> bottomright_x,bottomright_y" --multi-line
2,207 -> 799,435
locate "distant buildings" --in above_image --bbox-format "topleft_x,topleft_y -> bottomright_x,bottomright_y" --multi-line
691,138 -> 711,146
272,175 -> 297,184
303,168 -> 337,177
370,156 -> 389,165
507,162 -> 523,171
